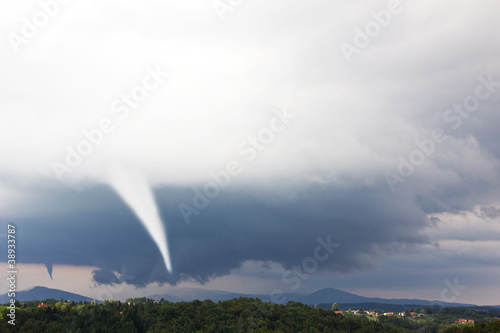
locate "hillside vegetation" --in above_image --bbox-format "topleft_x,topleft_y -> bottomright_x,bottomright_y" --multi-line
1,297 -> 499,332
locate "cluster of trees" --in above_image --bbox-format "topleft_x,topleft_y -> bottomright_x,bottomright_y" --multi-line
376,307 -> 499,333
1,297 -> 410,332
2,297 -> 499,332
412,307 -> 499,325
378,315 -> 439,332
444,320 -> 500,333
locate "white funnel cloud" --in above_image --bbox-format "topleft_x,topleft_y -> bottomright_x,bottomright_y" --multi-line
107,166 -> 172,273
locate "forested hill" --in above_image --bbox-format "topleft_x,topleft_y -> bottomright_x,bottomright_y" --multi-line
1,297 -> 407,332
3,297 -> 500,332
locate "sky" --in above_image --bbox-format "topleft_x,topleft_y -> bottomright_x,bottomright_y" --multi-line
0,0 -> 499,305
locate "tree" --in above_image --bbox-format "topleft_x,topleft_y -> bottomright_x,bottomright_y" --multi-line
358,307 -> 365,314
2,296 -> 412,332
331,303 -> 339,311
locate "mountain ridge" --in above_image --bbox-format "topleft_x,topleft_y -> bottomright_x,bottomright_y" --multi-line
0,286 -> 97,304
3,286 -> 499,309
147,287 -> 497,308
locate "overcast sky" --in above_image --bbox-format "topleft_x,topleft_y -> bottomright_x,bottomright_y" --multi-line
1,0 -> 499,305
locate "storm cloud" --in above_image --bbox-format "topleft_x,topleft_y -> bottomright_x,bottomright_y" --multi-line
1,0 -> 499,296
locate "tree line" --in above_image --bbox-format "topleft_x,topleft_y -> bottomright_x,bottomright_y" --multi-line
1,297 -> 499,332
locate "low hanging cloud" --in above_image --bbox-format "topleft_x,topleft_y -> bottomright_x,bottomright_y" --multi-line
1,0 -> 499,287
13,182 -> 432,286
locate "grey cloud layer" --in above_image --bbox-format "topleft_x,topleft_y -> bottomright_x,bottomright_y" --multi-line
10,182 -> 430,286
0,1 -> 499,291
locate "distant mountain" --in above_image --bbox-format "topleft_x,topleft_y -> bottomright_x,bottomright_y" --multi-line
297,288 -> 374,304
318,302 -> 500,312
318,302 -> 426,312
145,293 -> 183,303
148,287 -> 478,308
149,288 -> 273,303
0,286 -> 97,304
294,288 -> 476,308
3,286 -> 492,310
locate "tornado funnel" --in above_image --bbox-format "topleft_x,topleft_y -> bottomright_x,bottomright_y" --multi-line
107,167 -> 172,273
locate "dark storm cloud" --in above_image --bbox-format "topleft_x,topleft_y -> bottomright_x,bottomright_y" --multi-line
0,0 -> 499,297
9,180 -> 433,287
477,206 -> 500,219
